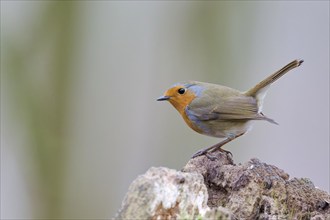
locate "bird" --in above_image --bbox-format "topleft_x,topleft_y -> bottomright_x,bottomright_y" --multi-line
157,59 -> 304,158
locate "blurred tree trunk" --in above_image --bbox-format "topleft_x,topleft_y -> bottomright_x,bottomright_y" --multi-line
4,2 -> 78,218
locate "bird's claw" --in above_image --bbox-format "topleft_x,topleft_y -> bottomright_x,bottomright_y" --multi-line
191,149 -> 207,158
192,148 -> 233,159
191,150 -> 216,160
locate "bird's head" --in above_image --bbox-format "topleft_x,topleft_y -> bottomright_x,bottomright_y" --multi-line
157,82 -> 204,114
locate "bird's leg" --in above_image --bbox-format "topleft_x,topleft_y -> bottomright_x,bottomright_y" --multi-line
191,139 -> 232,158
191,143 -> 222,158
191,133 -> 244,158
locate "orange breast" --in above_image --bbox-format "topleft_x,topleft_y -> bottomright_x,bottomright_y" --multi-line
181,110 -> 203,134
166,88 -> 203,134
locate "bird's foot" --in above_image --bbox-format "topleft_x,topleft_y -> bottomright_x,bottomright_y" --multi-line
191,150 -> 216,160
191,149 -> 208,158
191,148 -> 232,159
211,148 -> 233,157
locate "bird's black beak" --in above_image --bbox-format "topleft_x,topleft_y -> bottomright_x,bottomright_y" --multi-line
157,96 -> 170,101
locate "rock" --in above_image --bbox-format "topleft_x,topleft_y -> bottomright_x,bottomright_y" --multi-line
116,152 -> 330,219
115,166 -> 233,219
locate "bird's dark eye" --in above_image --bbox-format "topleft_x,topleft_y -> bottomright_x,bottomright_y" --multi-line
178,88 -> 186,94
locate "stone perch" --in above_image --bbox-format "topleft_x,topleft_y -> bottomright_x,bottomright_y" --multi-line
116,152 -> 330,219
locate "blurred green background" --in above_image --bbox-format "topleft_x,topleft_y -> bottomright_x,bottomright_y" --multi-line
1,1 -> 329,219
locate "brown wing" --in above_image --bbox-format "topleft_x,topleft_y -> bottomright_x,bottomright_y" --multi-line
187,94 -> 260,121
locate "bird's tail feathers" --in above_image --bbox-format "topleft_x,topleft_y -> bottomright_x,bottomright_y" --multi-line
254,113 -> 278,125
245,59 -> 303,112
245,59 -> 303,98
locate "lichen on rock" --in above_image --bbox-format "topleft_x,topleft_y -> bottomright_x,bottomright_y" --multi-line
116,152 -> 330,219
115,166 -> 231,219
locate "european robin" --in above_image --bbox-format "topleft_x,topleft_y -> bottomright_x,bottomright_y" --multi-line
157,60 -> 303,158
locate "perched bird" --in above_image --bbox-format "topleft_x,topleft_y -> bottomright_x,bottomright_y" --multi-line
157,60 -> 304,158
